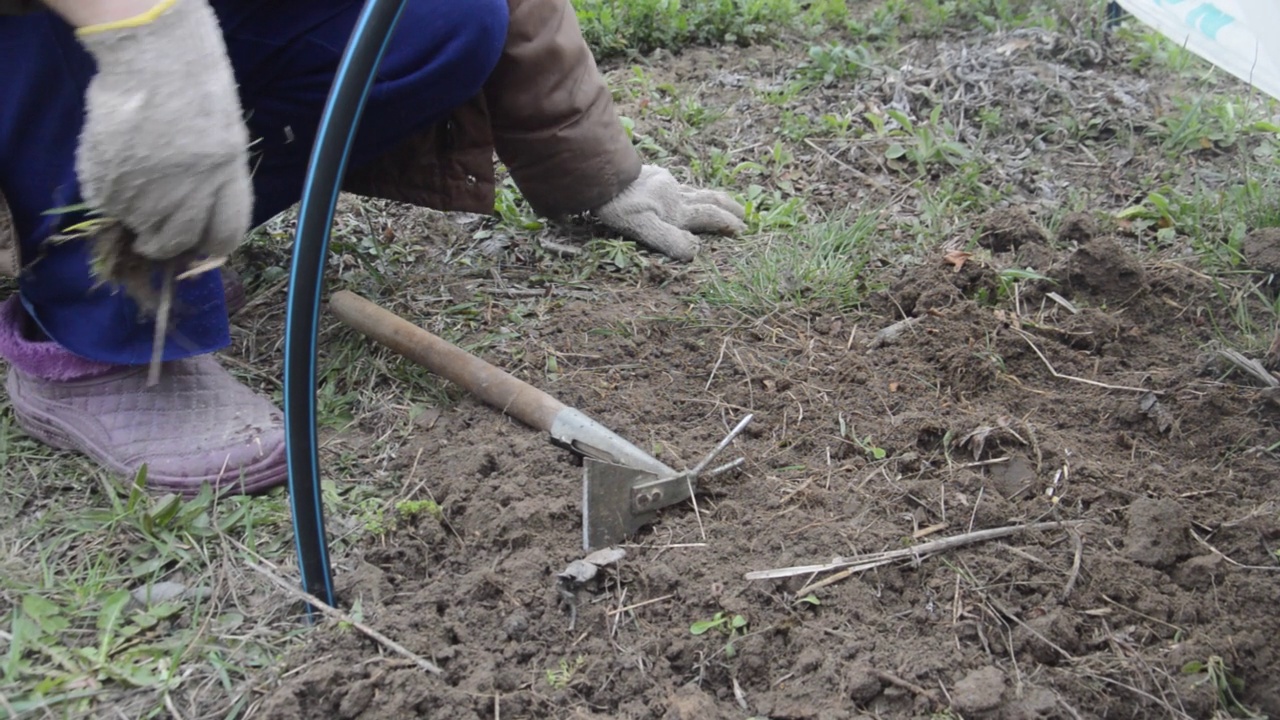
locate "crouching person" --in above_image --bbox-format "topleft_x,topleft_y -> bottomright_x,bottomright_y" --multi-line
0,0 -> 746,496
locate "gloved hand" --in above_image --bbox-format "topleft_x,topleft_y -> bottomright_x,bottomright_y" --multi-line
592,166 -> 747,261
73,0 -> 253,262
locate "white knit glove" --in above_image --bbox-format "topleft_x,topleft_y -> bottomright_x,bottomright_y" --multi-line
74,0 -> 253,262
592,166 -> 746,261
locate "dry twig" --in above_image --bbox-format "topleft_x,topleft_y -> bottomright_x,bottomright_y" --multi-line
606,593 -> 675,617
745,520 -> 1085,596
1190,529 -> 1280,571
244,559 -> 442,675
1016,329 -> 1161,394
873,669 -> 943,709
1062,529 -> 1084,600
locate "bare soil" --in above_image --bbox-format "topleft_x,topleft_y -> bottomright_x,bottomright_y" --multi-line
247,24 -> 1280,720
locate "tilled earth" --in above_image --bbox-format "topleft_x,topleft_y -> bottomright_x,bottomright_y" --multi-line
247,18 -> 1280,720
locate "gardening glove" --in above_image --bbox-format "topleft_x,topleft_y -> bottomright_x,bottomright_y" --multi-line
592,165 -> 747,262
73,0 -> 253,262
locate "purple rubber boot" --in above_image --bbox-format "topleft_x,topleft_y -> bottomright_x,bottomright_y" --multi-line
0,295 -> 287,496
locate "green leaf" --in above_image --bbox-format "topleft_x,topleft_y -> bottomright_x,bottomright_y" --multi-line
149,493 -> 183,529
40,203 -> 95,216
1182,660 -> 1206,674
884,143 -> 908,160
1115,204 -> 1152,220
21,595 -> 69,635
96,590 -> 133,658
21,595 -> 60,622
690,617 -> 723,635
4,612 -> 36,680
730,614 -> 748,629
886,109 -> 913,131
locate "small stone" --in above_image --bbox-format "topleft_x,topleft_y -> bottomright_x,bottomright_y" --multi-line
130,581 -> 188,607
558,559 -> 598,584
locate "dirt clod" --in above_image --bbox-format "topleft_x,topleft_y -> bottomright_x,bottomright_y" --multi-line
1014,608 -> 1080,665
1055,212 -> 1098,244
1241,227 -> 1280,276
1125,496 -> 1192,568
502,610 -> 529,640
977,207 -> 1047,252
662,686 -> 731,720
951,665 -> 1007,715
1172,553 -> 1229,591
1061,236 -> 1146,301
999,686 -> 1059,720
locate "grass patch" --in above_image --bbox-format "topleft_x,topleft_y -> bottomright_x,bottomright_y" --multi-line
575,0 -> 845,58
698,212 -> 885,316
0,468 -> 301,718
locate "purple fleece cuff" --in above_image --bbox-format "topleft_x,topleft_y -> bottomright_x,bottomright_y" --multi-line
0,295 -> 118,381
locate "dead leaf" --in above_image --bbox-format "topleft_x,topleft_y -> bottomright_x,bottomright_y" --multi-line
995,38 -> 1033,55
888,381 -> 900,392
414,407 -> 442,431
944,250 -> 973,272
912,522 -> 948,539
960,425 -> 996,460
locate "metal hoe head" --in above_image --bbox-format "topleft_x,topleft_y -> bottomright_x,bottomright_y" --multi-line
581,415 -> 753,550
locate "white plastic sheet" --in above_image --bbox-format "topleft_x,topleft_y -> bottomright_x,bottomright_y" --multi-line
1115,0 -> 1280,100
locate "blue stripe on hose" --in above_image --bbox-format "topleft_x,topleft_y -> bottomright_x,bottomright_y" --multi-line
283,0 -> 408,617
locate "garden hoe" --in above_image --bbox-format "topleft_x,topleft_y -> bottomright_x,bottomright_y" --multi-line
328,290 -> 752,550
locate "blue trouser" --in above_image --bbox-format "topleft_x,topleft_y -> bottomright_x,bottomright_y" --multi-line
0,0 -> 507,365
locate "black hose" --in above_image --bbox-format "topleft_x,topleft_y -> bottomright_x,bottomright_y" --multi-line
283,0 -> 408,617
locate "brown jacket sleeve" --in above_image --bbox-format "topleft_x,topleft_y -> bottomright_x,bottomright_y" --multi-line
483,0 -> 642,219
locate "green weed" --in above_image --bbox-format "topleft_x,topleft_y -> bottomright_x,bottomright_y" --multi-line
690,611 -> 748,658
545,655 -> 586,689
875,106 -> 974,176
799,42 -> 874,86
575,0 -> 822,59
1181,655 -> 1265,718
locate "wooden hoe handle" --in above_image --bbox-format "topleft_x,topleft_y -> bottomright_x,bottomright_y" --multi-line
328,290 -> 566,432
